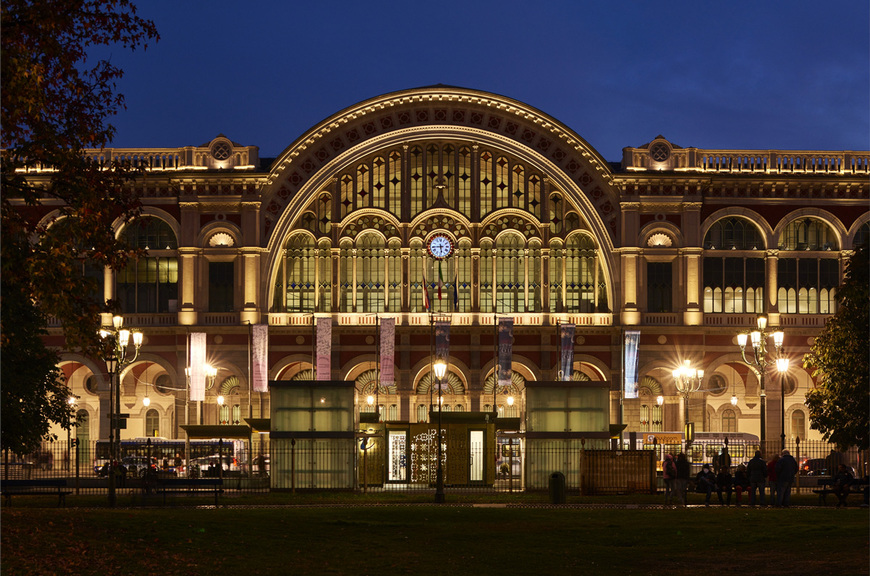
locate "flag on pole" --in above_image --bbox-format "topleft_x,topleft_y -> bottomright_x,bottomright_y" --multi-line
453,265 -> 459,309
437,261 -> 443,300
421,267 -> 430,311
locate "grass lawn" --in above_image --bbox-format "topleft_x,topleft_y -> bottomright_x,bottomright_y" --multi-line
2,504 -> 868,576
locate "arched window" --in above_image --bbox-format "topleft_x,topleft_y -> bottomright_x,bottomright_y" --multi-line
117,217 -> 178,313
703,218 -> 765,314
565,234 -> 600,313
854,221 -> 870,249
272,233 -> 319,313
705,217 -> 764,250
495,233 -> 524,313
145,409 -> 159,437
721,409 -> 737,433
779,218 -> 838,251
357,233 -> 386,313
791,410 -> 806,441
417,404 -> 428,423
777,220 -> 839,314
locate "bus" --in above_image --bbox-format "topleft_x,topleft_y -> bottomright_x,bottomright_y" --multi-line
94,438 -> 245,477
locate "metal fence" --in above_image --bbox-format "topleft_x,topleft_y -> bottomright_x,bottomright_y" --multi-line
2,437 -> 865,497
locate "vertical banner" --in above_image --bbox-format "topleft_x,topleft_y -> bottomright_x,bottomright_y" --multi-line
560,323 -> 575,381
624,330 -> 641,399
421,268 -> 430,311
497,317 -> 513,388
380,317 -> 395,388
252,324 -> 269,392
316,317 -> 332,380
189,332 -> 206,402
435,320 -> 450,390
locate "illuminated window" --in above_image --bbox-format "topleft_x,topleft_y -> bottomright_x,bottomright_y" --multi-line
273,234 -> 317,313
777,257 -> 838,314
117,217 -> 178,314
495,233 -> 524,313
703,257 -> 764,314
565,234 -> 599,313
356,233 -> 385,313
145,409 -> 159,437
779,218 -> 838,251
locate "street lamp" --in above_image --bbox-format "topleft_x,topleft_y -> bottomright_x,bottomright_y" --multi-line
99,314 -> 143,507
776,357 -> 790,453
673,360 -> 703,450
433,358 -> 447,503
736,315 -> 784,454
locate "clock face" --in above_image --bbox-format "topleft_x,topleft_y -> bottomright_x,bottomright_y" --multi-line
427,234 -> 453,259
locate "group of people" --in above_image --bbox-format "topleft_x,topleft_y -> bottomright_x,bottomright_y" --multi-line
663,448 -> 801,507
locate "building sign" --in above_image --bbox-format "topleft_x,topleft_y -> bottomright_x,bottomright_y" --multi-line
643,433 -> 683,445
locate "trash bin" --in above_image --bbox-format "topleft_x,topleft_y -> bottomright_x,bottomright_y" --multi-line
549,471 -> 566,504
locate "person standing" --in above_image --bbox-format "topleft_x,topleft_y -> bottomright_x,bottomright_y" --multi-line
767,454 -> 780,506
663,454 -> 678,505
747,450 -> 767,506
775,449 -> 799,507
716,465 -> 733,506
675,452 -> 690,506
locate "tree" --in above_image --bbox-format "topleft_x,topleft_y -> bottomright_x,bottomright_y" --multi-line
803,243 -> 870,451
1,0 -> 158,455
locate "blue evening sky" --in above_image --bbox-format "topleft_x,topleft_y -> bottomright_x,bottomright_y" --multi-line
102,0 -> 869,163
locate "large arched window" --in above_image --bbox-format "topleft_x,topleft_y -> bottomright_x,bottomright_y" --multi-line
565,234 -> 600,313
703,218 -> 765,314
777,219 -> 839,314
117,217 -> 178,313
273,233 -> 317,313
791,410 -> 806,440
495,233 -> 524,313
356,233 -> 386,313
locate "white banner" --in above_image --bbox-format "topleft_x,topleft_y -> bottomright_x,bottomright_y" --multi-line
252,324 -> 269,392
316,317 -> 332,380
624,330 -> 641,399
380,317 -> 395,388
189,332 -> 206,402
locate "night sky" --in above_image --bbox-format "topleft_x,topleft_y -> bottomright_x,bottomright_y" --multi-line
101,0 -> 869,163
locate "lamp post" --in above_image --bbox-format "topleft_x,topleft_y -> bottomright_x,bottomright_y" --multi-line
67,395 -> 76,474
736,315 -> 784,455
433,359 -> 447,503
673,360 -> 703,451
99,315 -> 143,507
776,357 -> 790,453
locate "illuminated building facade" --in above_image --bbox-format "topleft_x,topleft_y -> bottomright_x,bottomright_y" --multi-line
29,86 -> 867,452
